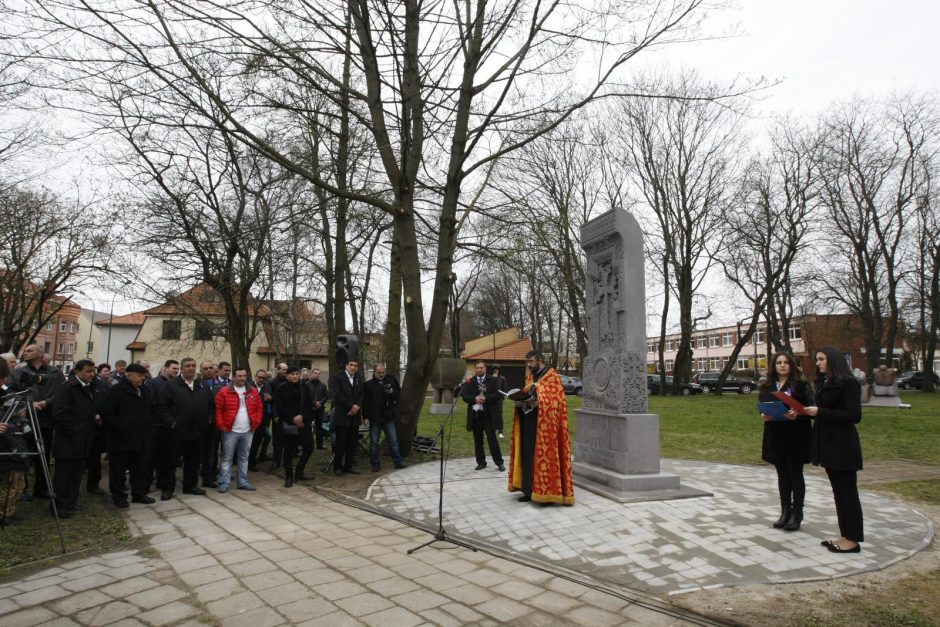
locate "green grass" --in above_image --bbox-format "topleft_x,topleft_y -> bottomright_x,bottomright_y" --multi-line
0,478 -> 133,577
872,480 -> 940,506
416,390 -> 940,466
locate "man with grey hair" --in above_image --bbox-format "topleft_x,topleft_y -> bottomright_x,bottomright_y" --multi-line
0,353 -> 18,371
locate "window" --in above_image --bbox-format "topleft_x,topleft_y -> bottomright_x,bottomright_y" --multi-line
194,320 -> 213,341
60,321 -> 67,333
697,358 -> 708,371
696,336 -> 707,349
200,291 -> 221,303
87,341 -> 94,353
67,343 -> 73,355
722,357 -> 730,367
665,339 -> 675,352
709,335 -> 720,348
664,360 -> 674,373
69,322 -> 76,334
46,321 -> 54,331
721,332 -> 734,347
162,320 -> 181,340
788,325 -> 802,340
43,342 -> 51,353
58,342 -> 64,355
709,357 -> 721,370
754,328 -> 765,344
736,357 -> 749,369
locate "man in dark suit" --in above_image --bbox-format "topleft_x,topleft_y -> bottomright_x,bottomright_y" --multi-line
329,359 -> 364,476
158,358 -> 214,500
461,361 -> 505,471
50,359 -> 99,517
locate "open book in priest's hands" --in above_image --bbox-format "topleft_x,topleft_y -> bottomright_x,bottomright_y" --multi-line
500,388 -> 533,402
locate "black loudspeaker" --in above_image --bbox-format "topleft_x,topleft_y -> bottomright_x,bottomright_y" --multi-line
335,335 -> 360,368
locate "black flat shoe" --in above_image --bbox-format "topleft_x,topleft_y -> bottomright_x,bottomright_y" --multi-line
820,539 -> 837,547
828,543 -> 861,553
517,495 -> 531,502
161,490 -> 174,501
475,464 -> 486,470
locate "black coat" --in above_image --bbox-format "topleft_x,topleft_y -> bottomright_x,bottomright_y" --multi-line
159,376 -> 214,441
329,371 -> 364,428
101,378 -> 152,452
760,380 -> 813,465
811,376 -> 863,471
363,376 -> 400,424
275,380 -> 307,426
461,375 -> 502,431
8,363 -> 66,430
51,376 -> 98,459
305,378 -> 329,419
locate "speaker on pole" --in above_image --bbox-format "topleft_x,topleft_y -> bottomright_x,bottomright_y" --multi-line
335,335 -> 360,368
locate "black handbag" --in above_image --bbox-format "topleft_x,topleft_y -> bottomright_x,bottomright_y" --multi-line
281,423 -> 299,436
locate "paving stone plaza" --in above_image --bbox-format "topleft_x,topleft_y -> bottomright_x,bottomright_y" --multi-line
0,457 -> 932,625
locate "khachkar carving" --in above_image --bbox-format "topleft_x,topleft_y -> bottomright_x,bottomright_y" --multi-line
573,208 -> 696,502
582,224 -> 647,414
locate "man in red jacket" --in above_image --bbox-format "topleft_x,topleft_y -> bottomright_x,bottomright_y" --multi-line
215,367 -> 263,492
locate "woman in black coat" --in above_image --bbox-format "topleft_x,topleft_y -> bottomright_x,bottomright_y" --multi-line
804,346 -> 864,553
759,352 -> 813,531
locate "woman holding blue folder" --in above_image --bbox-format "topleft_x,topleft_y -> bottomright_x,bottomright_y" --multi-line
759,353 -> 813,531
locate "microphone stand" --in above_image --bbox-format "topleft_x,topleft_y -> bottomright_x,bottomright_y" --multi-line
408,382 -> 478,555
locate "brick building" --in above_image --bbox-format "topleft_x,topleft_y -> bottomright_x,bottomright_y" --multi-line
647,313 -> 906,376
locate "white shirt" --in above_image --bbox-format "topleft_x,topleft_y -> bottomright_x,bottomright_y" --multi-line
232,385 -> 251,433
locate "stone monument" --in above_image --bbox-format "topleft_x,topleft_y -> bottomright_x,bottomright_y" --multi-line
574,209 -> 709,501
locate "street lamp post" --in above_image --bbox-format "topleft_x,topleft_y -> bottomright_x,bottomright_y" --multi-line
105,281 -> 132,365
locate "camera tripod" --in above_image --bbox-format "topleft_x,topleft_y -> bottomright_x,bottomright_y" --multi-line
1,391 -> 66,551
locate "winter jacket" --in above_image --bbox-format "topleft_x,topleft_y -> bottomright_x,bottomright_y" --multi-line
215,383 -> 263,433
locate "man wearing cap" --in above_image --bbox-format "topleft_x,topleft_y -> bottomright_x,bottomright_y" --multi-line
101,363 -> 155,508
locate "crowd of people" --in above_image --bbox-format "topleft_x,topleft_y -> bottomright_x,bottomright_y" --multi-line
0,347 -> 408,526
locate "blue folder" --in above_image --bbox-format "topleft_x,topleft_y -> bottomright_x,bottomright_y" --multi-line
757,401 -> 789,421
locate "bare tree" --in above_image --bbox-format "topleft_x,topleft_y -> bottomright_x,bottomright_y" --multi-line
0,184 -> 111,352
611,73 -> 746,393
816,96 -> 932,378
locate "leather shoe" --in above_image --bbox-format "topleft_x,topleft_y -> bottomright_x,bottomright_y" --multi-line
372,466 -> 381,472
160,490 -> 174,501
182,487 -> 207,496
132,495 -> 156,504
113,499 -> 129,509
828,542 -> 861,553
497,464 -> 506,472
333,468 -> 344,477
344,468 -> 360,475
475,463 -> 486,470
284,477 -> 293,488
394,462 -> 408,469
517,495 -> 531,502
202,480 -> 218,489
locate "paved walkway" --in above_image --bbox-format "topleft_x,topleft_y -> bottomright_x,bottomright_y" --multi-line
0,472 -> 715,626
366,458 -> 934,595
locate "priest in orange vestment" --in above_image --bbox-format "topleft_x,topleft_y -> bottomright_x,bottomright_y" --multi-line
508,350 -> 575,505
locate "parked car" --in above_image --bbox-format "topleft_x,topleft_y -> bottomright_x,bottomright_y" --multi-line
647,375 -> 705,396
560,375 -> 583,395
692,371 -> 757,394
896,371 -> 940,390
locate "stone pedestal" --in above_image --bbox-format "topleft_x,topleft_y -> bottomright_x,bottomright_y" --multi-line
430,387 -> 457,415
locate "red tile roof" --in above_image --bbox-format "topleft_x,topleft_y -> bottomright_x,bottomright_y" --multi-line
98,312 -> 146,327
126,341 -> 146,351
462,337 -> 534,362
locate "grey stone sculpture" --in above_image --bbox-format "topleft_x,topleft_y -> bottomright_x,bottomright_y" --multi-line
574,209 -> 709,501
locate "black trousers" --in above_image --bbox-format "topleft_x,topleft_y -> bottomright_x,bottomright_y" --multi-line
249,414 -> 271,466
109,449 -> 148,500
52,457 -> 84,512
472,412 -> 503,466
282,433 -> 299,480
825,467 -> 864,542
85,427 -> 106,489
157,435 -> 202,492
151,428 -> 174,491
296,425 -> 314,475
774,457 -> 806,508
29,426 -> 55,497
271,418 -> 284,465
201,422 -> 220,484
519,410 -> 538,497
332,425 -> 358,471
313,411 -> 326,448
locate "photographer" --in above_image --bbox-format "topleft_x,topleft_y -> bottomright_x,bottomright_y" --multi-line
8,345 -> 65,499
0,360 -> 30,526
362,365 -> 406,472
